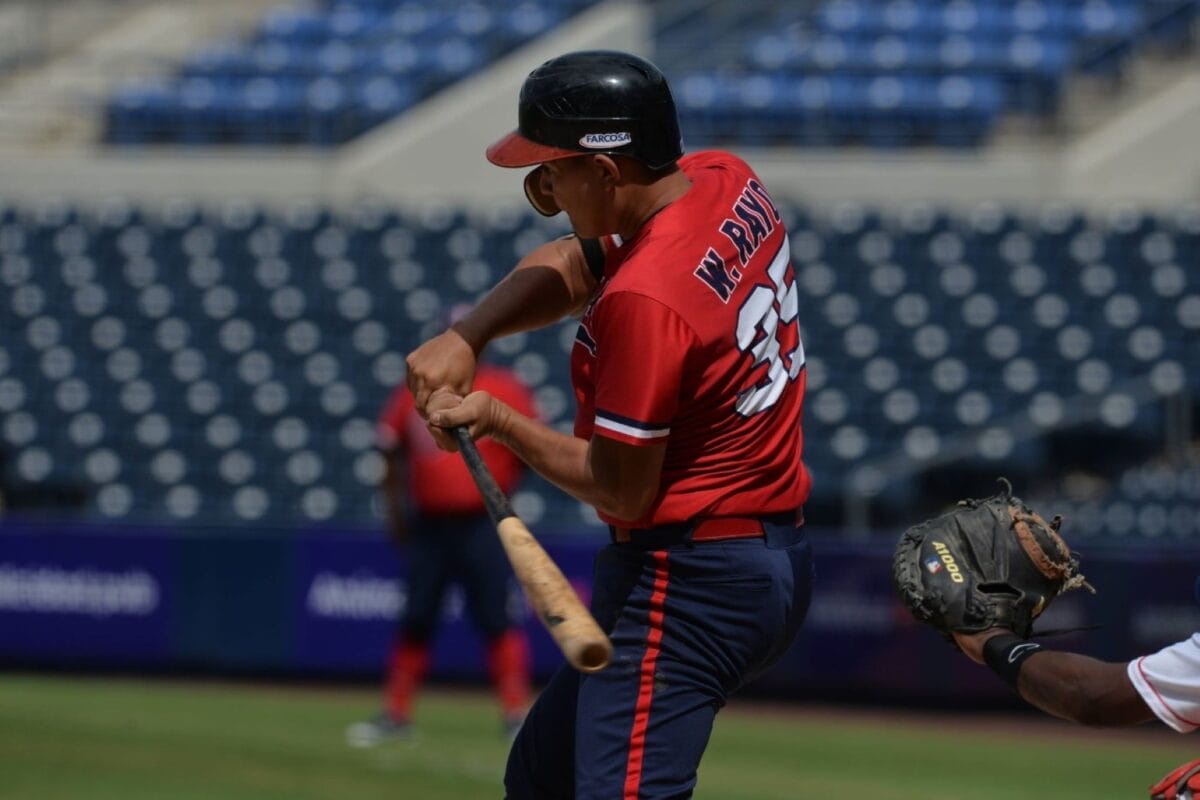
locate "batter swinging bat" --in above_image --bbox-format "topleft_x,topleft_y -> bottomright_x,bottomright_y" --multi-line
453,427 -> 612,673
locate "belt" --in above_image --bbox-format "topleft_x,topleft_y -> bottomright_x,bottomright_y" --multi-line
610,509 -> 804,546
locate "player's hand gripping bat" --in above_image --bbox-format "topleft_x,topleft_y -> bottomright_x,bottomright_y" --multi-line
453,427 -> 612,673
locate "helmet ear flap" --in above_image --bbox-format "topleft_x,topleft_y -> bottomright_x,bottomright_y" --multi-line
524,166 -> 560,217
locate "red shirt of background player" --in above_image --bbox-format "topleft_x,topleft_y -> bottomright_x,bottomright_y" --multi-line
377,365 -> 535,515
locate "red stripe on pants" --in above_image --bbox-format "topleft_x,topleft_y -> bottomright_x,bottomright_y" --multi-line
624,550 -> 670,800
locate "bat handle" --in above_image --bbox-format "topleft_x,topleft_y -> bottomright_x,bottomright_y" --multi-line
453,426 -> 513,524
452,425 -> 474,451
453,427 -> 613,673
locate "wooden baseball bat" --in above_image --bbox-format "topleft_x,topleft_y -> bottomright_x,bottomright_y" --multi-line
453,427 -> 612,673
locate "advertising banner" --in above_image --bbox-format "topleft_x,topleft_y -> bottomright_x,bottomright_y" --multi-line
0,522 -> 175,664
2,520 -> 1197,699
289,528 -> 604,678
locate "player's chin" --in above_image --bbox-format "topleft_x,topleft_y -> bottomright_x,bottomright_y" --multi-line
564,211 -> 601,240
566,220 -> 592,239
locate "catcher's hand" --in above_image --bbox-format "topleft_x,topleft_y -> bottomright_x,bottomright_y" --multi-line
892,478 -> 1093,643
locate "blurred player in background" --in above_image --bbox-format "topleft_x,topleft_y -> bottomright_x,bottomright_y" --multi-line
346,314 -> 535,746
406,50 -> 815,799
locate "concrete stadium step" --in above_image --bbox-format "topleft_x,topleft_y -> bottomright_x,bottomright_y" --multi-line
0,0 -> 278,148
1059,48 -> 1200,138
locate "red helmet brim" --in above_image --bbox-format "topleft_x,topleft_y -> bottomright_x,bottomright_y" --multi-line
486,130 -> 581,168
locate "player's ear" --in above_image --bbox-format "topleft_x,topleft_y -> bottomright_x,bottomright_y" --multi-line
592,154 -> 622,186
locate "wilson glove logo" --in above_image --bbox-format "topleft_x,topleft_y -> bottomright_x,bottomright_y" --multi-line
580,132 -> 632,148
930,541 -> 965,583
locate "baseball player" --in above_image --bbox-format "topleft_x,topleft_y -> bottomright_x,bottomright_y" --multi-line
346,360 -> 535,746
407,50 -> 815,799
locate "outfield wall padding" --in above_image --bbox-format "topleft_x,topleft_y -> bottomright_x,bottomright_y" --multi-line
1,521 -> 1197,700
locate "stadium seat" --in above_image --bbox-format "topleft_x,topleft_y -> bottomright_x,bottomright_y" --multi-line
2,198 -> 1197,535
104,0 -> 600,146
664,0 -> 1191,148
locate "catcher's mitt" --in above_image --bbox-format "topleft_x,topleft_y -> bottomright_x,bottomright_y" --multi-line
892,478 -> 1093,642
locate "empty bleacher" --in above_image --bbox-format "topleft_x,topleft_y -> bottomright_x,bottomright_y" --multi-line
98,0 -> 1200,150
1026,454 -> 1200,539
104,0 -> 598,146
1,198 -> 1196,534
659,0 -> 1199,147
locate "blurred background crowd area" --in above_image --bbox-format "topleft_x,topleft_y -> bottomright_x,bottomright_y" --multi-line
0,0 -> 1197,542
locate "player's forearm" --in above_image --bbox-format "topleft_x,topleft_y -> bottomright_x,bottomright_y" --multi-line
1016,652 -> 1154,727
489,406 -> 631,519
453,241 -> 594,353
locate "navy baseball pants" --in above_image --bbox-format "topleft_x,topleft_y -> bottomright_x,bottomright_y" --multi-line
505,515 -> 814,799
402,513 -> 516,641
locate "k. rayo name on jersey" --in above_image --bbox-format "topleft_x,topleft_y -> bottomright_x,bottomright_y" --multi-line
693,179 -> 783,302
579,131 -> 631,148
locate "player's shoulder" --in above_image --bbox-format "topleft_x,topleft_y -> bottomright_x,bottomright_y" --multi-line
1141,631 -> 1200,666
1164,631 -> 1200,654
680,149 -> 759,180
595,267 -> 710,341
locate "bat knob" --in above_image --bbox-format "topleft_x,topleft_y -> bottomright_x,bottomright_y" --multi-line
573,640 -> 613,673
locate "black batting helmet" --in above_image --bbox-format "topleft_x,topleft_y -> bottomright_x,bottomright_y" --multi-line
486,50 -> 683,170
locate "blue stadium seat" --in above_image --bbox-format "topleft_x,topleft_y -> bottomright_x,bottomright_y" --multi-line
667,0 -> 1178,148
3,198 -> 1198,535
105,0 -> 599,146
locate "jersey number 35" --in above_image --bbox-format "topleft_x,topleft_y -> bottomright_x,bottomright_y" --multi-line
734,242 -> 805,417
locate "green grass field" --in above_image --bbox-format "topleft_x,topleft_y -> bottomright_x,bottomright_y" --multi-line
1,672 -> 1192,799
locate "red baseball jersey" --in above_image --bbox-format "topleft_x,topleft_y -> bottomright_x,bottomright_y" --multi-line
377,365 -> 535,516
571,150 -> 811,528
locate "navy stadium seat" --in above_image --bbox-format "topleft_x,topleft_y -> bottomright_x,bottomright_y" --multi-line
662,0 -> 1196,148
1,198 -> 1197,536
104,0 -> 600,146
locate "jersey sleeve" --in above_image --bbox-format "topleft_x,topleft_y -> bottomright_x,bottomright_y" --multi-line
590,290 -> 696,446
1126,633 -> 1200,732
376,386 -> 412,453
